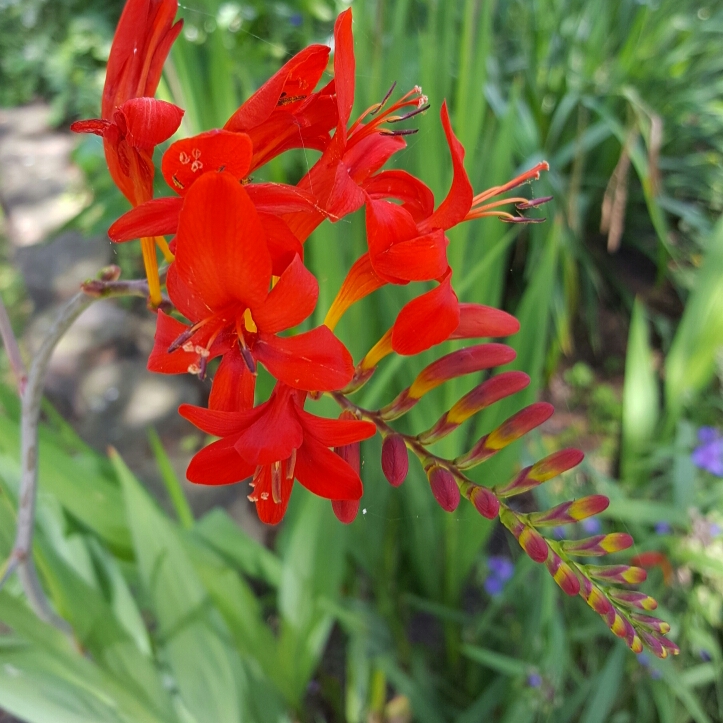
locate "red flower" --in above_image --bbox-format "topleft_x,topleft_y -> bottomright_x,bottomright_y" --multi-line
283,8 -> 428,244
108,129 -> 319,268
224,44 -> 338,171
179,383 -> 376,524
148,171 -> 354,403
71,0 -> 184,306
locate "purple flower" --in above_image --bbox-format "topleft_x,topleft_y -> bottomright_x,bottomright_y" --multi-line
698,427 -> 719,444
650,669 -> 663,680
553,526 -> 566,540
527,673 -> 542,688
700,650 -> 712,663
655,521 -> 672,535
710,523 -> 721,538
691,430 -> 723,477
636,652 -> 651,668
581,518 -> 602,535
289,12 -> 303,27
484,575 -> 505,597
488,556 -> 514,581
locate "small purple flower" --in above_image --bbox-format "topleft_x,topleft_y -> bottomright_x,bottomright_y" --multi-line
698,427 -> 719,444
700,650 -> 712,663
488,556 -> 514,581
484,575 -> 505,597
650,669 -> 663,680
655,521 -> 672,535
527,673 -> 542,688
581,518 -> 602,535
692,428 -> 723,476
636,652 -> 651,668
553,526 -> 566,540
709,523 -> 721,538
289,12 -> 303,27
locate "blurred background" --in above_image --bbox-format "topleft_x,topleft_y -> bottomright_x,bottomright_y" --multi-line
0,0 -> 722,721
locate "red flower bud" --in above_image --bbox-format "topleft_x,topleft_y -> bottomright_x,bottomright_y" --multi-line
381,434 -> 408,486
332,499 -> 360,524
468,485 -> 500,519
427,465 -> 460,512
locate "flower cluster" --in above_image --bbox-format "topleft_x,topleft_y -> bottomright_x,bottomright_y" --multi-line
74,0 -> 676,656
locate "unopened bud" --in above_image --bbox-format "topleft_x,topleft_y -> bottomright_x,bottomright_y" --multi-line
381,435 -> 408,486
427,465 -> 460,512
332,499 -> 360,524
468,485 -> 500,519
332,412 -> 362,524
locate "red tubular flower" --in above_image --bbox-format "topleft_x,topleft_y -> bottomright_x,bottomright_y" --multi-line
224,44 -> 337,171
283,8 -> 427,244
108,129 -> 317,274
148,171 -> 354,402
71,0 -> 184,306
179,383 -> 376,524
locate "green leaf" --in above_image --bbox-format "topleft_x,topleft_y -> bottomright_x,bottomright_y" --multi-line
460,644 -> 529,678
148,428 -> 194,529
621,298 -> 660,481
111,449 -> 245,723
665,216 -> 723,420
580,645 -> 626,723
193,508 -> 281,587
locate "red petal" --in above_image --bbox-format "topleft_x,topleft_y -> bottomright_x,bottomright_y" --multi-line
420,102 -> 473,232
298,411 -> 376,447
70,118 -> 109,136
173,172 -> 272,310
295,435 -> 363,500
326,161 -> 367,221
254,327 -> 354,391
345,133 -> 407,185
252,255 -> 317,333
165,262 -> 212,323
392,275 -> 460,355
108,196 -> 182,242
372,230 -> 449,282
451,304 -> 520,339
225,44 -> 330,132
247,183 -> 320,214
102,0 -> 180,116
209,345 -> 256,412
257,213 -> 303,277
179,402 -> 263,437
161,130 -> 253,195
324,253 -> 386,330
363,169 -> 435,222
253,464 -> 294,525
333,9 -> 355,138
186,436 -> 255,486
116,97 -> 184,149
366,198 -> 419,261
147,311 -> 230,374
233,387 -> 303,465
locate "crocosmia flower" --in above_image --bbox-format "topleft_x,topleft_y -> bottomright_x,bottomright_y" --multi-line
148,171 -> 354,404
179,383 -> 376,524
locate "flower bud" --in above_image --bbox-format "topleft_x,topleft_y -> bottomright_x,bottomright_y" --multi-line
427,465 -> 460,512
381,434 -> 409,486
468,485 -> 500,519
332,499 -> 360,524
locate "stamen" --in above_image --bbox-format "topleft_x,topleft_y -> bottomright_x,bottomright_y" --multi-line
500,216 -> 546,224
198,355 -> 208,380
385,128 -> 419,137
387,103 -> 430,123
286,449 -> 297,480
371,81 -> 397,115
168,317 -> 210,353
271,461 -> 282,504
187,363 -> 201,375
248,466 -> 264,502
235,319 -> 257,374
182,341 -> 195,353
516,196 -> 553,210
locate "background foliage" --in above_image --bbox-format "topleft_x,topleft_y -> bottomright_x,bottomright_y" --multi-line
1,0 -> 722,721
